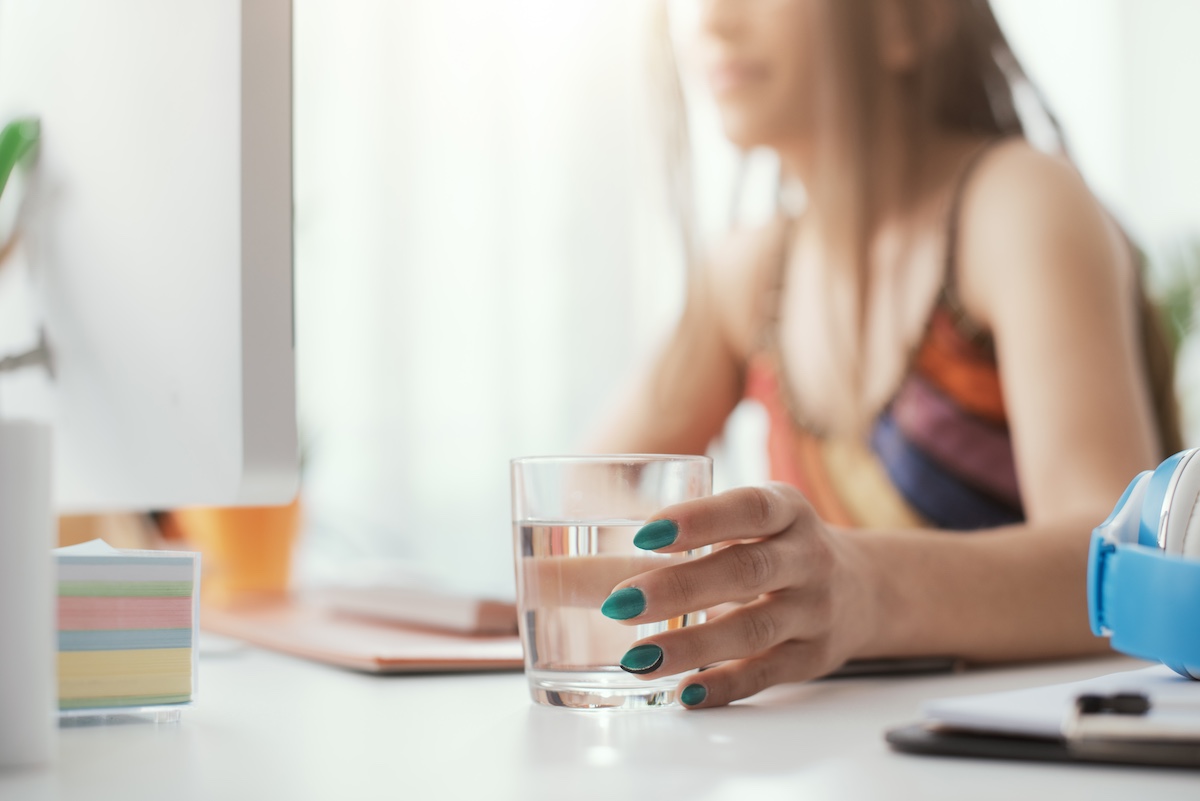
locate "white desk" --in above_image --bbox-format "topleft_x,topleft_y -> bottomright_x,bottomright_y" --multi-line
3,647 -> 1197,801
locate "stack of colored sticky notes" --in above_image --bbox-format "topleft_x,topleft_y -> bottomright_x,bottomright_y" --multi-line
55,539 -> 200,713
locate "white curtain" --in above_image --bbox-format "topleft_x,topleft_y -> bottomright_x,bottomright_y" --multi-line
293,0 -> 695,596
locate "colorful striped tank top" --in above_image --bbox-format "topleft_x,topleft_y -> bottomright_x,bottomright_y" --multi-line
744,149 -> 1024,531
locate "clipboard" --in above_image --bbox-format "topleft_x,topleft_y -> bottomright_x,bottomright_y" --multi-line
886,723 -> 1200,769
887,665 -> 1200,769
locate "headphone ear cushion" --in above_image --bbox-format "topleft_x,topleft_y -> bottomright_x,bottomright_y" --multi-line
1161,451 -> 1200,678
1183,492 -> 1200,559
1162,449 -> 1200,556
1140,452 -> 1186,547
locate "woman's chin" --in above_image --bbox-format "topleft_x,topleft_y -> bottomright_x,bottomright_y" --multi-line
719,123 -> 765,151
716,112 -> 786,153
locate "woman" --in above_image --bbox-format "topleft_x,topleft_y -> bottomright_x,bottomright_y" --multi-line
590,0 -> 1181,708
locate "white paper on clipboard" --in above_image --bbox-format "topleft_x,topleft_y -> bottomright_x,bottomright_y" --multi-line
922,664 -> 1200,742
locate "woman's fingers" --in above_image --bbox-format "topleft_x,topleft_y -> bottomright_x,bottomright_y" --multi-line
674,639 -> 837,709
624,593 -> 825,677
601,540 -> 781,621
599,483 -> 822,622
637,482 -> 813,554
603,532 -> 830,624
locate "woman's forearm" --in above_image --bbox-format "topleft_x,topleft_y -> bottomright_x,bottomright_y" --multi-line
847,519 -> 1113,662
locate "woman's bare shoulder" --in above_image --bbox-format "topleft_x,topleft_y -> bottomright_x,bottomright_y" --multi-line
970,139 -> 1095,213
701,217 -> 788,359
957,139 -> 1133,324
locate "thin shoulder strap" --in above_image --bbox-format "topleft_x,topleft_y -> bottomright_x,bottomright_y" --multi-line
941,139 -> 1006,341
756,213 -> 798,352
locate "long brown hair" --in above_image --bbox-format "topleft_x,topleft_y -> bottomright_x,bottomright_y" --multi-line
654,0 -> 1181,454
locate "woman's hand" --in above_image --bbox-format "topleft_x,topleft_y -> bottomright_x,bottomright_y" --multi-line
600,482 -> 878,708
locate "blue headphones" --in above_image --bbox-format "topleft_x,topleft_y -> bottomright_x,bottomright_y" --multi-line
1088,448 -> 1200,679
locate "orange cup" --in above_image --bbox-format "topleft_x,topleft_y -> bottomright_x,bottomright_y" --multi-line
170,497 -> 301,606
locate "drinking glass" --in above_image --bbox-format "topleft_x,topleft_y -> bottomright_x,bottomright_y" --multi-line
511,455 -> 711,709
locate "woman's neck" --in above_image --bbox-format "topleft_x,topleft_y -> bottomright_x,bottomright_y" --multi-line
776,124 -> 981,226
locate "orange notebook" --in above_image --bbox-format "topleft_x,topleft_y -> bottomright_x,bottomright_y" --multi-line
201,598 -> 523,673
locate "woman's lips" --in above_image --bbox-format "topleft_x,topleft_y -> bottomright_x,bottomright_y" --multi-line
707,61 -> 768,95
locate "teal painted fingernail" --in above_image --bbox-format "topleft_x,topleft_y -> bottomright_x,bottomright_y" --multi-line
634,519 -> 678,550
680,683 -> 707,707
620,644 -> 663,674
601,587 -> 646,620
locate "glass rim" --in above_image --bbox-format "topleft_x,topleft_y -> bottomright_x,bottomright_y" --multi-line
510,453 -> 712,466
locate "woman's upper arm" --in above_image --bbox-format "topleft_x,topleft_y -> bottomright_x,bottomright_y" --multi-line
585,227 -> 772,455
959,143 -> 1161,525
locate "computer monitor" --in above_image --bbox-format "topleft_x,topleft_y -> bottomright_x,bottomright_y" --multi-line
0,0 -> 297,767
0,0 -> 298,510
